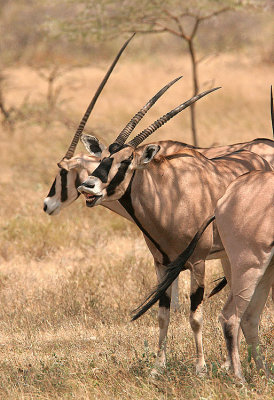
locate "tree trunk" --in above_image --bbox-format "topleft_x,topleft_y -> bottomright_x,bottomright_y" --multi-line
188,39 -> 199,146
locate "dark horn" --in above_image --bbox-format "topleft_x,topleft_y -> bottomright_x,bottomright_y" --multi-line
59,34 -> 135,164
128,87 -> 221,148
114,76 -> 182,145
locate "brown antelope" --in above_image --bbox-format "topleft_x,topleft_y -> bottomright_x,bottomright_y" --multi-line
75,105 -> 273,375
135,170 -> 273,381
45,35 -> 274,375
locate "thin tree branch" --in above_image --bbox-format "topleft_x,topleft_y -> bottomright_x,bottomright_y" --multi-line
199,7 -> 231,22
163,9 -> 188,40
190,17 -> 200,40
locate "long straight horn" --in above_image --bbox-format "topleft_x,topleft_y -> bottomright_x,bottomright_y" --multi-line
128,87 -> 221,148
114,76 -> 182,146
60,34 -> 135,163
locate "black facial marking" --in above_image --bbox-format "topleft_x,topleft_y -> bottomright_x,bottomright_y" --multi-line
106,158 -> 132,197
119,173 -> 170,266
190,286 -> 204,312
60,169 -> 68,202
47,178 -> 56,197
159,293 -> 171,309
109,143 -> 128,155
91,157 -> 113,183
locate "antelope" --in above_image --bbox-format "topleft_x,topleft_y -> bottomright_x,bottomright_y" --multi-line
135,170 -> 273,381
75,102 -> 273,375
45,35 -> 274,374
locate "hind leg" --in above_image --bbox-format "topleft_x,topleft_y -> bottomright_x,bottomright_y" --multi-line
240,262 -> 274,375
220,256 -> 242,371
189,261 -> 206,375
219,292 -> 244,380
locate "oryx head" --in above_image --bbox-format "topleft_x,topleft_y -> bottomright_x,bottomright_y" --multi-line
43,155 -> 100,215
43,35 -> 134,215
77,86 -> 221,207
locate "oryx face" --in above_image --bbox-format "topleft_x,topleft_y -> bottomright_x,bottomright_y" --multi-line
78,145 -> 134,206
43,155 -> 99,215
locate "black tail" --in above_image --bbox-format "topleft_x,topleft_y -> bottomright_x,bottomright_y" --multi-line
271,85 -> 274,138
131,215 -> 215,321
208,277 -> 227,298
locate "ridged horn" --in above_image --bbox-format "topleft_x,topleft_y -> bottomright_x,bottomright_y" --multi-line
113,76 -> 182,146
128,87 -> 221,148
59,34 -> 135,164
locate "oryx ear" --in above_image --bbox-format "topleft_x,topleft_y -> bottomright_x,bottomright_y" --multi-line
81,135 -> 105,157
138,144 -> 161,166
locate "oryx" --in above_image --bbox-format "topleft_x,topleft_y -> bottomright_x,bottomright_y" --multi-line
76,103 -> 272,374
135,170 -> 273,381
44,35 -> 274,374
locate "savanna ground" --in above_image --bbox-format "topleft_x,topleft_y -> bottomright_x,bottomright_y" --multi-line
0,43 -> 273,399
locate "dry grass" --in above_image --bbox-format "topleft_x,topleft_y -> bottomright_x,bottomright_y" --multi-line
0,52 -> 273,399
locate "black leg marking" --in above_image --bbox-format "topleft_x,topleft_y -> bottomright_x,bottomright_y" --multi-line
47,178 -> 56,197
159,292 -> 171,308
119,172 -> 170,265
60,169 -> 68,202
223,323 -> 233,355
190,286 -> 204,312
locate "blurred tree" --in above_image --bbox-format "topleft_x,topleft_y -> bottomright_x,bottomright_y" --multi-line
45,0 -> 272,145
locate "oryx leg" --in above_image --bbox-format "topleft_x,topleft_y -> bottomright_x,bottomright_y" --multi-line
151,261 -> 172,374
219,292 -> 244,381
170,277 -> 180,311
189,260 -> 206,374
240,259 -> 274,376
220,255 -> 242,370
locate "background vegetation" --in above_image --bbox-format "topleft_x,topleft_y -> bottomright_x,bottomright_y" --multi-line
0,0 -> 273,398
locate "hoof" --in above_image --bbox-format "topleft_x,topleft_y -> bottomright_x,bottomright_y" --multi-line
221,359 -> 231,371
196,363 -> 207,376
150,367 -> 164,379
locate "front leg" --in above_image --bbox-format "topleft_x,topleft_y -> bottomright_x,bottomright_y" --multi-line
189,260 -> 206,375
151,261 -> 172,375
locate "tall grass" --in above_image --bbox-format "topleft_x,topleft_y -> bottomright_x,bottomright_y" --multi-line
0,51 -> 273,399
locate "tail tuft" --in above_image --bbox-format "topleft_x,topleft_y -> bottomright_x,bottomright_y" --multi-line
208,277 -> 227,298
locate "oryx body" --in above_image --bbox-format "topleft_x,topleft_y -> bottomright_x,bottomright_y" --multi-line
139,170 -> 273,381
216,170 -> 274,381
78,140 -> 272,373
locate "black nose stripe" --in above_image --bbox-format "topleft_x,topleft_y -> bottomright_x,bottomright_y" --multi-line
43,204 -> 47,212
47,178 -> 56,197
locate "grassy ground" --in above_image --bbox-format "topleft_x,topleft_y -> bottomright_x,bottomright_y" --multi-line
0,52 -> 273,399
